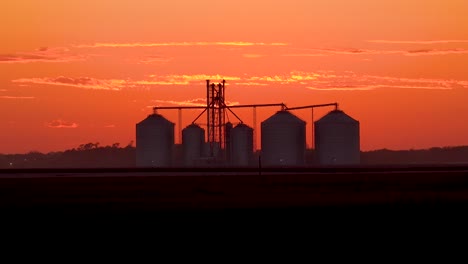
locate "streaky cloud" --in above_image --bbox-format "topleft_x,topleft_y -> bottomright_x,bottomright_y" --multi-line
282,48 -> 401,57
11,74 -> 243,91
135,80 -> 189,85
234,82 -> 268,86
75,42 -> 288,48
152,98 -> 207,107
147,74 -> 241,85
46,119 -> 78,129
0,47 -> 84,63
12,76 -> 126,90
307,85 -> 452,91
242,54 -> 267,58
11,71 -> 468,93
362,75 -> 466,88
248,71 -> 321,84
368,40 -> 468,44
152,98 -> 239,107
281,53 -> 328,57
137,56 -> 173,64
0,96 -> 35,99
282,47 -> 468,57
244,71 -> 467,91
405,48 -> 468,56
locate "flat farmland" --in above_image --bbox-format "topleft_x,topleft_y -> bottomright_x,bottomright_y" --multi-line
1,166 -> 468,221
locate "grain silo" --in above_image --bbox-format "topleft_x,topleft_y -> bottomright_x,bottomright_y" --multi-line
182,124 -> 205,166
261,110 -> 306,166
314,110 -> 360,165
136,113 -> 175,167
230,123 -> 254,166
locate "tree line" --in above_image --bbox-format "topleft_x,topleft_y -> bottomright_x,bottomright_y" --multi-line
1,144 -> 467,168
0,142 -> 135,168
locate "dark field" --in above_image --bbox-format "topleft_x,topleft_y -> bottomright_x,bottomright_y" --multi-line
2,166 -> 468,224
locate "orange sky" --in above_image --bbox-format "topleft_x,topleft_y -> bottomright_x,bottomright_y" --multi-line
1,0 -> 468,154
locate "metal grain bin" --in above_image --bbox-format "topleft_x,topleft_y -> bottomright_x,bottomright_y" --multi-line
230,123 -> 254,166
261,110 -> 306,166
136,114 -> 175,167
182,124 -> 205,166
314,110 -> 360,165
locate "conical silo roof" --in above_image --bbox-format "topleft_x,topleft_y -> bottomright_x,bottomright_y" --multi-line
261,110 -> 306,166
184,123 -> 203,130
315,110 -> 358,124
262,110 -> 305,125
233,123 -> 252,130
137,113 -> 174,126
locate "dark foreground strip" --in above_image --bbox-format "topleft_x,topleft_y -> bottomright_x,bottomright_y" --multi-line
1,164 -> 468,175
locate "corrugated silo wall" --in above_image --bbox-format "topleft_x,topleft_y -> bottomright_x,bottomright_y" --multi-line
136,115 -> 175,167
182,125 -> 205,166
230,124 -> 254,166
314,120 -> 360,165
261,112 -> 306,167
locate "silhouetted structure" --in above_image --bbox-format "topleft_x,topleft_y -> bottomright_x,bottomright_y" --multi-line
206,80 -> 227,156
315,110 -> 360,165
139,80 -> 344,167
182,124 -> 205,166
261,110 -> 306,166
136,114 -> 174,167
230,123 -> 254,166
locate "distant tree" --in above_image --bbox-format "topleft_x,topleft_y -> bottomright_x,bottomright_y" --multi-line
78,142 -> 100,151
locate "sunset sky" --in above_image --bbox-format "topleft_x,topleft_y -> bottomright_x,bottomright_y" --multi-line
1,0 -> 468,154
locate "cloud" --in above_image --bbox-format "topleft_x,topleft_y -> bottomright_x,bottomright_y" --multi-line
242,54 -> 266,58
326,73 -> 461,90
233,82 -> 268,86
0,96 -> 35,99
361,75 -> 464,89
146,74 -> 241,85
152,98 -> 239,107
137,55 -> 173,64
306,87 -> 375,91
406,49 -> 468,56
11,74 -> 243,90
0,47 -> 84,63
368,40 -> 468,44
134,80 -> 189,85
307,85 -> 452,91
281,53 -> 328,57
313,48 -> 388,55
248,71 -> 321,84
282,48 -> 401,57
46,119 -> 78,129
243,71 -> 467,91
12,71 -> 468,93
12,76 -> 127,90
75,42 -> 288,48
152,98 -> 207,107
282,47 -> 468,57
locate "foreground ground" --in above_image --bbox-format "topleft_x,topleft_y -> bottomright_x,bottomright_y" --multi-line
1,166 -> 468,224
